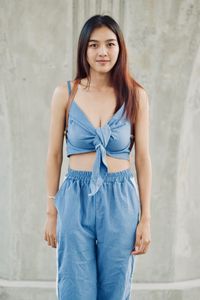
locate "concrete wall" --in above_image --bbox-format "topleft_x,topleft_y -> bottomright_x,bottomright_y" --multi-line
0,0 -> 200,299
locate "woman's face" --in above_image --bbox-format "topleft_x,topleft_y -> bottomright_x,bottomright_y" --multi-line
86,26 -> 120,74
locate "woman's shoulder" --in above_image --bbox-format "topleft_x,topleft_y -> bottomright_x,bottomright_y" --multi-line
51,81 -> 71,109
55,78 -> 78,95
57,79 -> 78,92
54,81 -> 69,95
135,86 -> 149,111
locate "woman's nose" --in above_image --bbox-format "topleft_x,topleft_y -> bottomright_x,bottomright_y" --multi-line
99,46 -> 107,55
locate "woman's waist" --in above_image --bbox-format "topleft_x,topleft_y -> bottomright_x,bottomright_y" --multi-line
69,152 -> 131,172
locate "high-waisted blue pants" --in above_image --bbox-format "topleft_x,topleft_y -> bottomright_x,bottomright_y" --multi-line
54,167 -> 140,300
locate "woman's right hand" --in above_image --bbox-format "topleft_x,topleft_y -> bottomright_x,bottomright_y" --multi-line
43,211 -> 58,248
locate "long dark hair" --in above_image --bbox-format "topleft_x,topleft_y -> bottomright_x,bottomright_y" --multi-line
72,14 -> 145,150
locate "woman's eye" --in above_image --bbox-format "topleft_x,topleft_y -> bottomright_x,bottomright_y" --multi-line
89,43 -> 116,48
89,44 -> 97,48
108,43 -> 115,47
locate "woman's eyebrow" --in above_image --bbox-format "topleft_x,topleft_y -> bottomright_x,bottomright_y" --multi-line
88,38 -> 117,42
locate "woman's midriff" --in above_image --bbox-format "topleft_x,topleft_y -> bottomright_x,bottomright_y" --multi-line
69,152 -> 131,172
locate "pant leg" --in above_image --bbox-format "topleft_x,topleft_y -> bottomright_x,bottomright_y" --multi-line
96,170 -> 140,300
54,172 -> 97,300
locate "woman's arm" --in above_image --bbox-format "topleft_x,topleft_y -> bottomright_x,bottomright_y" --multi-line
131,87 -> 152,255
46,85 -> 68,216
134,88 -> 152,221
44,84 -> 68,249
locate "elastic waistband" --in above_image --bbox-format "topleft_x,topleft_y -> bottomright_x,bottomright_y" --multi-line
65,167 -> 133,182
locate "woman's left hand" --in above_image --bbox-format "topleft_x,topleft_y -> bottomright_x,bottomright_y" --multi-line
131,218 -> 151,255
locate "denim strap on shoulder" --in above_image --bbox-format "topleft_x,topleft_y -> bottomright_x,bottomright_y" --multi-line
67,80 -> 71,94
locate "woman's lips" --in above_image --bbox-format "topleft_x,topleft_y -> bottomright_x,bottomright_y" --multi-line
96,60 -> 110,63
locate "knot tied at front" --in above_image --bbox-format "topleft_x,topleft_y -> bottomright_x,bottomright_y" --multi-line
88,125 -> 111,197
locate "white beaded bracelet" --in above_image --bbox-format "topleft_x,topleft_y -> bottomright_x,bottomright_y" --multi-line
48,195 -> 56,200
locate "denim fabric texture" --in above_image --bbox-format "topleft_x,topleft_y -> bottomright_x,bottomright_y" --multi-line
55,167 -> 140,300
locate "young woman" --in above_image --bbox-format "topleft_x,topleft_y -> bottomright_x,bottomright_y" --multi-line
44,14 -> 152,300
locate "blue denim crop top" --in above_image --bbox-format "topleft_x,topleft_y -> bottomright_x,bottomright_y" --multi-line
65,80 -> 133,197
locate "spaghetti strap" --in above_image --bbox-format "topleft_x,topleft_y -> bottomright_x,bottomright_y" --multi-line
67,80 -> 71,94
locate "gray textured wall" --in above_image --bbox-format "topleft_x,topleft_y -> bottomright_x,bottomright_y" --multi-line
0,0 -> 200,299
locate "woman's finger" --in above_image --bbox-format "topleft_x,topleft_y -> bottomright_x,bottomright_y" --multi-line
142,240 -> 151,253
47,235 -> 51,246
134,233 -> 142,251
131,248 -> 144,255
131,240 -> 150,255
49,235 -> 54,247
142,238 -> 151,251
52,236 -> 57,248
139,238 -> 145,251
